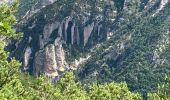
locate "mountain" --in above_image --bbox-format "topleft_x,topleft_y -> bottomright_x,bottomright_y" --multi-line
76,0 -> 170,96
7,0 -> 170,97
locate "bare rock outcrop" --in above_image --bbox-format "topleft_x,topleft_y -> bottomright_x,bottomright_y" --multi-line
23,46 -> 32,71
34,38 -> 66,80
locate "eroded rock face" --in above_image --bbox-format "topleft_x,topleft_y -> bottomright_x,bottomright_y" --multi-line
15,12 -> 108,80
54,38 -> 66,72
84,22 -> 94,46
34,38 -> 66,80
40,21 -> 60,49
23,46 -> 32,71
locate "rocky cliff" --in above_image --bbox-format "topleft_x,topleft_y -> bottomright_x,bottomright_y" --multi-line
33,38 -> 66,80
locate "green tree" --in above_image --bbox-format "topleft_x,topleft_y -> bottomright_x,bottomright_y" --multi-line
0,0 -> 22,37
148,76 -> 170,100
89,82 -> 142,100
0,1 -> 25,99
56,72 -> 88,100
0,42 -> 23,99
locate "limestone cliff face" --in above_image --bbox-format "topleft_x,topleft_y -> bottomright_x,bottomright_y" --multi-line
23,46 -> 32,70
18,14 -> 109,77
34,38 -> 66,80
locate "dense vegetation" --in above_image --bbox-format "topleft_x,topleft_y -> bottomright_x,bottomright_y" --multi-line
76,1 -> 170,98
148,76 -> 170,100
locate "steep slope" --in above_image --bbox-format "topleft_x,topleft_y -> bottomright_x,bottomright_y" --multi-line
76,0 -> 170,97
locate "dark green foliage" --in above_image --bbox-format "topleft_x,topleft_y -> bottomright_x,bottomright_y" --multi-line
89,81 -> 141,100
0,0 -> 22,37
148,76 -> 170,100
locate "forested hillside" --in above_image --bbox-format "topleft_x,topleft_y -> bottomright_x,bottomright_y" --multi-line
76,1 -> 170,98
